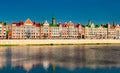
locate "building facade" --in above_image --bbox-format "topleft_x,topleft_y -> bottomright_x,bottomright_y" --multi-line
1,18 -> 120,39
85,23 -> 107,39
11,19 -> 40,39
40,18 -> 83,39
0,22 -> 6,39
107,23 -> 120,39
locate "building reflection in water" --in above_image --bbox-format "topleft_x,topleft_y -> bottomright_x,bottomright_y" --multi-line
0,45 -> 120,72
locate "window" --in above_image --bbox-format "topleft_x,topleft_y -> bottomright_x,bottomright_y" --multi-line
91,28 -> 94,35
44,26 -> 48,32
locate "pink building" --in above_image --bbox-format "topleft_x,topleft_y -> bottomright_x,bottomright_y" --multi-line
11,19 -> 40,39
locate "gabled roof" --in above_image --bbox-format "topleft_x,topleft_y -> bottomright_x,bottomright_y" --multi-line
24,18 -> 33,25
12,19 -> 40,27
114,25 -> 120,29
67,21 -> 74,26
43,20 -> 49,26
110,26 -> 116,29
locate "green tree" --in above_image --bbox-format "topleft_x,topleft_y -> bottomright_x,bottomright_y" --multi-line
6,30 -> 9,39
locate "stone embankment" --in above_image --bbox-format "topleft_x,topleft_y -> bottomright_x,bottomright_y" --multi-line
0,39 -> 120,45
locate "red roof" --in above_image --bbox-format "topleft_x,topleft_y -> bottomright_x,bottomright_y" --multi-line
110,26 -> 116,29
75,24 -> 81,27
62,24 -> 67,27
12,22 -> 20,26
59,23 -> 81,27
12,22 -> 18,24
16,23 -> 20,26
12,21 -> 40,27
33,22 -> 36,25
19,22 -> 24,25
58,23 -> 67,27
35,23 -> 40,27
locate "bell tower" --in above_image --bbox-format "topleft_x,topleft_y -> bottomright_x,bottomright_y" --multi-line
52,16 -> 56,25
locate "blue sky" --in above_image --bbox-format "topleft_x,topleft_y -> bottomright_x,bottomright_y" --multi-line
0,0 -> 120,24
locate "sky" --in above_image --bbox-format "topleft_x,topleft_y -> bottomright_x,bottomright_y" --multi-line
0,0 -> 120,24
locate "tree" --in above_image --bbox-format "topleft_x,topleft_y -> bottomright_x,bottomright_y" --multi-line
6,30 -> 9,39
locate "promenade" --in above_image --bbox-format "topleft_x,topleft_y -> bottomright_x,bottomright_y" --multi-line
0,39 -> 120,45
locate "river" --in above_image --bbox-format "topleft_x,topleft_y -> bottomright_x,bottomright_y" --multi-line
0,45 -> 120,73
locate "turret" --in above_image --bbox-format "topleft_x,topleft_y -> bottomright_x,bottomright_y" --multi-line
107,22 -> 110,28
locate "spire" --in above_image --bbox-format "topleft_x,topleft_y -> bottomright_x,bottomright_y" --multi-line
86,20 -> 91,28
52,16 -> 55,20
113,21 -> 116,26
88,20 -> 91,25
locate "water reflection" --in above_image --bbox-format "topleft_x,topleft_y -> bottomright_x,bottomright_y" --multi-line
0,45 -> 120,73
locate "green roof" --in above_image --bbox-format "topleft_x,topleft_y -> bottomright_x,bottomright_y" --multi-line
4,22 -> 6,26
102,26 -> 107,28
49,24 -> 58,27
85,24 -> 107,28
95,24 -> 107,28
52,16 -> 55,20
41,24 -> 44,26
81,25 -> 85,27
86,24 -> 91,28
95,25 -> 100,28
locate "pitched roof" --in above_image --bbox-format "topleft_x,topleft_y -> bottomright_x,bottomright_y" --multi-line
62,24 -> 67,27
35,23 -> 40,27
67,21 -> 74,26
43,20 -> 49,26
12,19 -> 40,27
75,24 -> 81,27
24,18 -> 33,25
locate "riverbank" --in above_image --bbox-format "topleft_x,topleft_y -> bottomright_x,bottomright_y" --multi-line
0,39 -> 120,46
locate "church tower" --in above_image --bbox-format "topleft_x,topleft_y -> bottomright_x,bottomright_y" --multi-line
113,21 -> 116,26
52,16 -> 56,25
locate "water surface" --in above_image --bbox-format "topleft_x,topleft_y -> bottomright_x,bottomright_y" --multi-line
0,45 -> 120,73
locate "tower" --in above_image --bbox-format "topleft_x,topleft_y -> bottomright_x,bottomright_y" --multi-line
88,20 -> 91,25
52,16 -> 56,25
113,21 -> 116,26
86,20 -> 91,27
